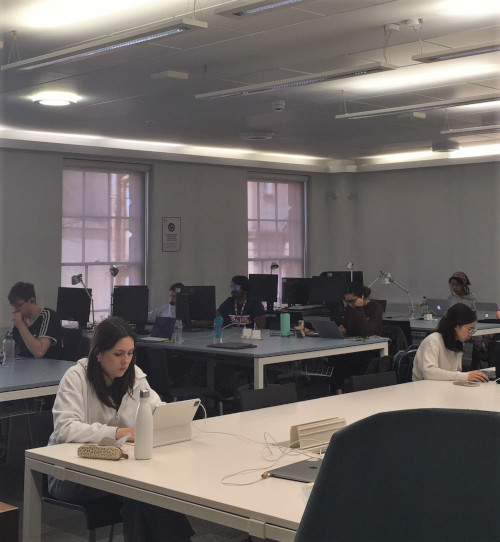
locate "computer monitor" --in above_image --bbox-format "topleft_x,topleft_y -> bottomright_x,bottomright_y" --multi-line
57,287 -> 92,327
112,285 -> 149,333
175,285 -> 216,331
307,275 -> 347,305
248,274 -> 278,312
320,270 -> 364,285
281,278 -> 311,306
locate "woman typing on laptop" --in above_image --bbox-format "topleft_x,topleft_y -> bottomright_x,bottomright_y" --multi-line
48,316 -> 194,542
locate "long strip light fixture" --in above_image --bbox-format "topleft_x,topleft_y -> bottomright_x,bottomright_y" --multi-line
196,62 -> 396,99
335,93 -> 500,120
440,124 -> 500,135
413,40 -> 500,63
1,17 -> 207,72
216,0 -> 315,18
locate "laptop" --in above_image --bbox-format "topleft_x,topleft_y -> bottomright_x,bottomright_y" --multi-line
140,317 -> 177,342
151,398 -> 200,447
268,458 -> 323,483
475,302 -> 498,320
426,298 -> 448,317
306,318 -> 345,339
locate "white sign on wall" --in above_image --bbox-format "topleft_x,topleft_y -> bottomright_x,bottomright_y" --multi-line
162,217 -> 181,252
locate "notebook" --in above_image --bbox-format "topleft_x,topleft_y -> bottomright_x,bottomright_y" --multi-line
151,398 -> 200,447
268,458 -> 323,483
426,298 -> 448,317
306,318 -> 345,339
207,342 -> 257,350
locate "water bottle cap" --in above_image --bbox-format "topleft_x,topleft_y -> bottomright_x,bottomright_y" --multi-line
140,389 -> 150,398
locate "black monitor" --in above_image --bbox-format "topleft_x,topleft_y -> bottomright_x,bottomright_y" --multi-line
281,278 -> 311,306
175,285 -> 216,331
57,287 -> 92,327
320,270 -> 364,285
307,275 -> 347,305
248,274 -> 278,312
112,285 -> 149,333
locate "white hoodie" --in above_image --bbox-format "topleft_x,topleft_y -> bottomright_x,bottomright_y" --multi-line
49,358 -> 161,445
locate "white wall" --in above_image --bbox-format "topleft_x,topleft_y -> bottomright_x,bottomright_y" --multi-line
1,147 -> 499,335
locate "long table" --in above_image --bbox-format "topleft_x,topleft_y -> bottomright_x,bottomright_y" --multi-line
0,358 -> 75,402
23,380 -> 500,541
138,329 -> 389,389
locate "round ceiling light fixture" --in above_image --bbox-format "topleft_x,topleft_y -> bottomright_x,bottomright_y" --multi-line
239,131 -> 274,141
31,91 -> 81,106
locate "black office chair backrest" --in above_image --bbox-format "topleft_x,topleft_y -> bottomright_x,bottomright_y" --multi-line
239,383 -> 297,411
350,370 -> 397,392
296,408 -> 500,542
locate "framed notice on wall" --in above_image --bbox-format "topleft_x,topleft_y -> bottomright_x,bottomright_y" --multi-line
162,217 -> 181,252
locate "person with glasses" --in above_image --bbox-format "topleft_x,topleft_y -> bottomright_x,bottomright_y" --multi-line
6,281 -> 62,359
216,275 -> 266,329
331,283 -> 384,394
412,303 -> 488,382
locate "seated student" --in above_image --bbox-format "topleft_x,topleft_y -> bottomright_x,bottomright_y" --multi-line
48,316 -> 194,542
331,283 -> 384,394
412,303 -> 488,382
148,282 -> 184,321
217,275 -> 266,329
447,271 -> 477,310
7,281 -> 62,359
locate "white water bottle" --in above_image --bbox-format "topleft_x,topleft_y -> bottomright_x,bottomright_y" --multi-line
135,389 -> 153,460
2,331 -> 15,365
174,319 -> 183,345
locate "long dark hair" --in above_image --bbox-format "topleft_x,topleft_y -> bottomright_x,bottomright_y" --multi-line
436,303 -> 476,352
87,316 -> 137,409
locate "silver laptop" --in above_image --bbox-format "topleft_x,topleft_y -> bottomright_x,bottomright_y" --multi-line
268,458 -> 323,483
426,298 -> 448,317
475,302 -> 498,320
306,318 -> 345,339
152,399 -> 200,447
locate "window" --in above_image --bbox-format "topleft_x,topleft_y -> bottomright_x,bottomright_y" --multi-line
61,161 -> 147,321
248,173 -> 306,300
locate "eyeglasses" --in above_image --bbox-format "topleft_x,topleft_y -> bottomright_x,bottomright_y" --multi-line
345,297 -> 358,305
462,326 -> 477,335
10,300 -> 27,309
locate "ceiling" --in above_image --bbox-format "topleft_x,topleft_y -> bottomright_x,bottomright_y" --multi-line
1,0 -> 499,171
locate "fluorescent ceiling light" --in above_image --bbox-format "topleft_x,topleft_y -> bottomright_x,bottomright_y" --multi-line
335,93 -> 500,120
441,124 -> 500,135
196,62 -> 396,99
31,91 -> 80,106
413,41 -> 500,63
1,17 -> 207,71
216,0 -> 314,18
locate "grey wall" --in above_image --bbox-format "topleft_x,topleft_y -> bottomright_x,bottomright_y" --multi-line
1,146 -> 499,335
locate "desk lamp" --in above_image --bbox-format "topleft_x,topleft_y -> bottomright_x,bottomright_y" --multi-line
270,262 -> 279,274
345,261 -> 355,282
109,265 -> 119,314
369,270 -> 415,318
71,274 -> 95,326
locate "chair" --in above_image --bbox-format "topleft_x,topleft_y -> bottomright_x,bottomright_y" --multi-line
350,370 -> 397,391
371,299 -> 387,311
296,408 -> 500,542
26,410 -> 123,542
239,382 -> 297,411
137,347 -> 223,415
382,321 -> 410,354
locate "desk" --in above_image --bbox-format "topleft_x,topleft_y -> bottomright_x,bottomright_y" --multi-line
138,330 -> 389,389
0,358 -> 75,403
23,380 -> 500,541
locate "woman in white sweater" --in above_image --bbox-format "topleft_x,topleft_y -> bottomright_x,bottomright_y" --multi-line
48,316 -> 194,542
412,303 -> 488,382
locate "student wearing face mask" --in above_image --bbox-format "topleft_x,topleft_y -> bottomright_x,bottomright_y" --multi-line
216,275 -> 266,329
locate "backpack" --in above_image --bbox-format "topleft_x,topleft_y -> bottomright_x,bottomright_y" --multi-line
393,345 -> 418,383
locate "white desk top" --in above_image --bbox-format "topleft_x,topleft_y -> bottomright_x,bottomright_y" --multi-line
0,358 -> 75,402
383,318 -> 500,336
24,381 -> 500,540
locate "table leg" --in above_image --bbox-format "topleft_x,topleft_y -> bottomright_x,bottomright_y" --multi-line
23,460 -> 43,542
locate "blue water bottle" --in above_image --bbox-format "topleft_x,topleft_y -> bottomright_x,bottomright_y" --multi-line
214,316 -> 223,344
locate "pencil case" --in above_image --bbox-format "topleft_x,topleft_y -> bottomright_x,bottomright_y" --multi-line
77,444 -> 128,460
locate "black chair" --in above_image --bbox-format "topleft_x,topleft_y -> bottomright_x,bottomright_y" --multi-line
26,410 -> 123,542
137,347 -> 223,415
239,382 -> 297,411
296,408 -> 500,542
382,320 -> 411,353
350,370 -> 397,391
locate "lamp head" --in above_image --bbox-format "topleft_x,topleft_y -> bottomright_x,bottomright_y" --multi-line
110,265 -> 119,278
345,261 -> 355,270
270,262 -> 279,273
71,274 -> 83,285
